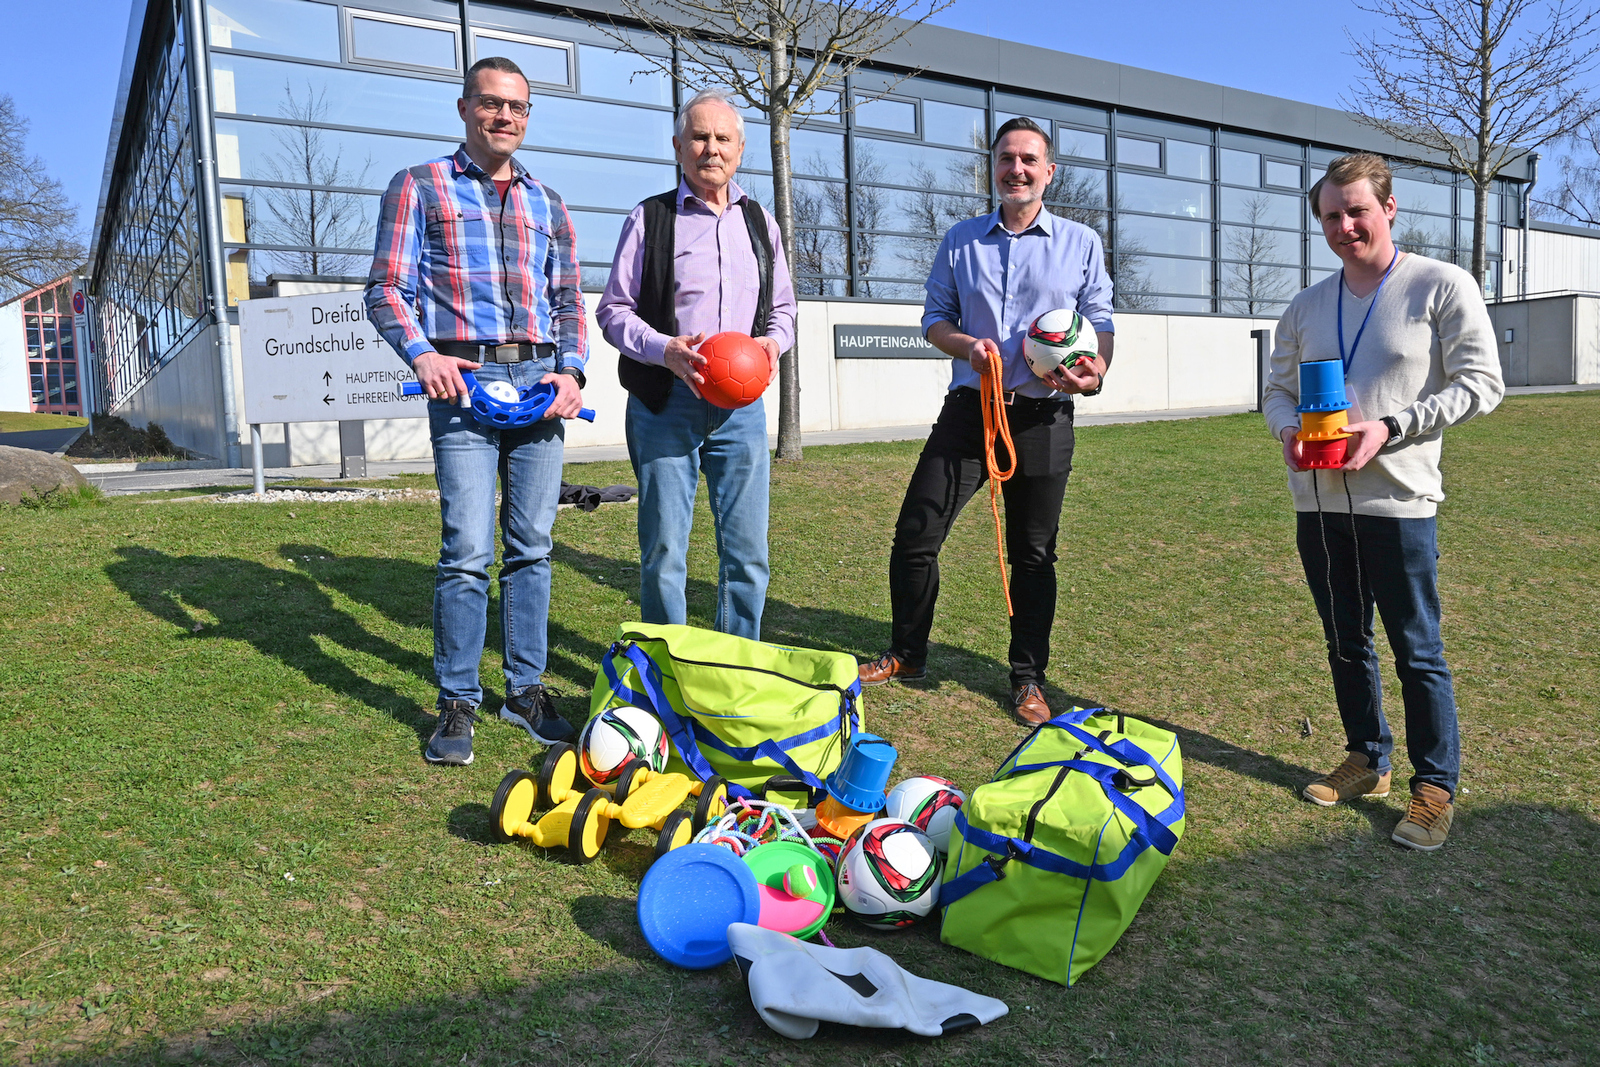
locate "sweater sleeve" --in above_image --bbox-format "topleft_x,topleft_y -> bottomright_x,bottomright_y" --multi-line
1263,300 -> 1305,441
1393,267 -> 1505,439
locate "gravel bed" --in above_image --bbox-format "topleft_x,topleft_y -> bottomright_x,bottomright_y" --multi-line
212,487 -> 442,503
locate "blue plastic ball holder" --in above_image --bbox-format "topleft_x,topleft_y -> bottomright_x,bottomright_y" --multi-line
401,370 -> 596,425
1296,359 -> 1349,413
637,843 -> 760,970
824,733 -> 899,813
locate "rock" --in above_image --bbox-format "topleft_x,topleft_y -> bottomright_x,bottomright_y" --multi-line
0,444 -> 92,505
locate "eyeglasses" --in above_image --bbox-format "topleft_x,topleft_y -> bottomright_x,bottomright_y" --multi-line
469,94 -> 531,118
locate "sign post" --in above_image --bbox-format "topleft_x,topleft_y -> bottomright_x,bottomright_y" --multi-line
238,292 -> 423,489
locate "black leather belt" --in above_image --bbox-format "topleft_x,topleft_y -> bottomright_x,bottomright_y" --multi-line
431,340 -> 554,363
955,386 -> 1071,409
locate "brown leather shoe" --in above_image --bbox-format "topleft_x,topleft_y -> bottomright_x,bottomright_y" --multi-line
858,651 -> 927,687
1011,682 -> 1051,725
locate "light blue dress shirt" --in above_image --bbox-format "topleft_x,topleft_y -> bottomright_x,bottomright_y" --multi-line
922,206 -> 1115,398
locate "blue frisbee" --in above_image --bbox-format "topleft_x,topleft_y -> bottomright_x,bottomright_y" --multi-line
637,843 -> 760,970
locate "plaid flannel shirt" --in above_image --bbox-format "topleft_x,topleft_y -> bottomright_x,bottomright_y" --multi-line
364,146 -> 587,373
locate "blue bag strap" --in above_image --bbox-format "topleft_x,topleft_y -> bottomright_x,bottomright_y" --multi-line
1010,718 -> 1183,813
612,643 -> 720,784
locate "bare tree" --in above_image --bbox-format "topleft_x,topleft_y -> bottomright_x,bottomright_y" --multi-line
1534,121 -> 1600,225
1343,0 -> 1600,287
591,0 -> 953,460
0,95 -> 85,298
1223,194 -> 1296,314
250,83 -> 374,277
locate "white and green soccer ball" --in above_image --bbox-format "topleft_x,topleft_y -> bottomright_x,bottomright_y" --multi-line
578,705 -> 669,784
1024,308 -> 1098,378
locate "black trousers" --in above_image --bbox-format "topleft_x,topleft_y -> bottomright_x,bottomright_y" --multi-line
887,388 -> 1075,686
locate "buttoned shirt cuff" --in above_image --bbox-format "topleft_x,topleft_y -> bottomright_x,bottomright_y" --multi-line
638,332 -> 671,367
402,338 -> 434,366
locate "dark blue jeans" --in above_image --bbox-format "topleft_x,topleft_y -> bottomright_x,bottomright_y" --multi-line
1296,511 -> 1459,797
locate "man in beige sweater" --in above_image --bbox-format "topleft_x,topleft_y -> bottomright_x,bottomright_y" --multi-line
1263,153 -> 1504,852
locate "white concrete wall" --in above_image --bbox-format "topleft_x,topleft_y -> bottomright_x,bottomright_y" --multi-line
1506,226 -> 1600,298
114,325 -> 229,458
0,300 -> 29,412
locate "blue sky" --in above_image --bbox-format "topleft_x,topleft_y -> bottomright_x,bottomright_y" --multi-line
2,0 -> 1595,236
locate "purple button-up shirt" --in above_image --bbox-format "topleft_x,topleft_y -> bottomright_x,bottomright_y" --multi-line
597,179 -> 797,365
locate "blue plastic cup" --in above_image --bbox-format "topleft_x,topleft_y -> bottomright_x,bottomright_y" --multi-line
825,733 -> 898,813
1297,359 -> 1349,413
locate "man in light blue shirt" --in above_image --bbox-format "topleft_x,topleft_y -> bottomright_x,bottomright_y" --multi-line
858,117 -> 1114,724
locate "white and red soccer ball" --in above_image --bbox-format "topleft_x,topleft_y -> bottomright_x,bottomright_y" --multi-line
578,705 -> 669,784
836,818 -> 943,929
1024,308 -> 1098,379
884,775 -> 967,854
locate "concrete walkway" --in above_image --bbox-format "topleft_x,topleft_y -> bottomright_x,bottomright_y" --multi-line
0,426 -> 88,454
76,386 -> 1595,496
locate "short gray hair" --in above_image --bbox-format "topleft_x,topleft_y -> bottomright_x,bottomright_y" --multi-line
675,89 -> 745,142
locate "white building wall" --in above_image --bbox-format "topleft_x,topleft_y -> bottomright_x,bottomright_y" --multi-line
114,325 -> 229,458
0,300 -> 29,412
1506,225 -> 1600,297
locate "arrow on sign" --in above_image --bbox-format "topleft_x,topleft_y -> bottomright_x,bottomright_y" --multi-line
322,371 -> 333,385
323,395 -> 336,405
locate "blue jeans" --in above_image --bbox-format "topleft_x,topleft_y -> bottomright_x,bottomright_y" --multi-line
1296,511 -> 1459,797
429,359 -> 564,707
625,380 -> 769,639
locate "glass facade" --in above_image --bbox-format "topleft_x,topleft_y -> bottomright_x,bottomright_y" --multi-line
20,279 -> 82,415
88,0 -> 1525,415
90,0 -> 206,411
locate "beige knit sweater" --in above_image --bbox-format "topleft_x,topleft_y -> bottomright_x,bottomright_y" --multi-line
1263,254 -> 1505,518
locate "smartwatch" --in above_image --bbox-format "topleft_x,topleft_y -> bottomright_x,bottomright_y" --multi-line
1382,415 -> 1404,447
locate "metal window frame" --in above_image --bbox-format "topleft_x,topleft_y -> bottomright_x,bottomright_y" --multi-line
472,26 -> 575,90
851,91 -> 920,138
1114,132 -> 1163,172
345,7 -> 462,76
1055,124 -> 1109,164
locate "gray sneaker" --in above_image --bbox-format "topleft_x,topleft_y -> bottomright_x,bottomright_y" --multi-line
425,700 -> 480,765
500,685 -> 576,746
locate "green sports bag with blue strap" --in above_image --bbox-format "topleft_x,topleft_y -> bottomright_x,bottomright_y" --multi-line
939,707 -> 1185,986
590,623 -> 864,801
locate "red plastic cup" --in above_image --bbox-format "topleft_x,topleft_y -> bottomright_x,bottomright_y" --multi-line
1300,436 -> 1349,469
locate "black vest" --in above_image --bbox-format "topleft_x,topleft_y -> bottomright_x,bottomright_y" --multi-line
619,189 -> 776,413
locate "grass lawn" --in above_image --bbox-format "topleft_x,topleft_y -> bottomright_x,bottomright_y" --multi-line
0,412 -> 88,434
1,393 -> 1596,1066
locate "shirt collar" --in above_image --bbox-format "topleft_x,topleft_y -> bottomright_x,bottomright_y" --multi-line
452,145 -> 531,185
984,204 -> 1055,237
677,176 -> 749,211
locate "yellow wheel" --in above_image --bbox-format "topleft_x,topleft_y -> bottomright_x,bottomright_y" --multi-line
612,758 -> 647,802
489,769 -> 537,843
567,787 -> 611,865
653,810 -> 693,863
536,742 -> 578,809
692,775 -> 729,834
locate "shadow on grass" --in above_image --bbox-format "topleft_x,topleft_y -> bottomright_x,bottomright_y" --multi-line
105,546 -> 436,754
44,801 -> 1600,1066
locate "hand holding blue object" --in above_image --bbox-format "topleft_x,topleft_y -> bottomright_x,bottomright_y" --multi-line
402,370 -> 596,425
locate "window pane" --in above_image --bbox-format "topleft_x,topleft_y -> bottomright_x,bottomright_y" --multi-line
1119,214 -> 1211,258
1394,212 -> 1450,250
1134,257 -> 1212,295
1222,262 -> 1298,312
741,125 -> 844,179
1117,173 -> 1210,219
744,176 -> 846,229
30,365 -> 46,405
853,137 -> 987,194
1393,176 -> 1452,216
1050,206 -> 1107,241
1167,140 -> 1211,180
568,209 -> 627,264
524,97 -> 672,159
922,99 -> 985,150
350,15 -> 458,72
207,0 -> 339,60
62,363 -> 79,405
577,44 -> 671,104
1047,165 -> 1107,209
857,185 -> 986,236
1309,235 -> 1343,269
855,96 -> 916,134
217,119 -> 448,189
475,33 -> 569,87
1116,136 -> 1160,170
221,183 -> 379,254
1057,127 -> 1106,162
1221,148 -> 1259,187
1220,224 -> 1299,265
24,316 -> 39,356
517,151 -> 675,211
790,226 -> 850,280
1220,187 -> 1300,229
41,324 -> 57,359
213,55 -> 460,135
46,366 -> 62,405
58,319 -> 75,358
1265,159 -> 1302,189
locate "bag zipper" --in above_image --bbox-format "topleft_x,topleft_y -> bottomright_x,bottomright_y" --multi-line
620,633 -> 856,696
1023,766 -> 1071,844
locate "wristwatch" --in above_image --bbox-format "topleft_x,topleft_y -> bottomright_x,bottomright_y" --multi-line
1074,355 -> 1103,397
1382,415 -> 1404,447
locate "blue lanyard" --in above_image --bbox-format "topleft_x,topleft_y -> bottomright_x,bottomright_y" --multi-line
1336,249 -> 1400,375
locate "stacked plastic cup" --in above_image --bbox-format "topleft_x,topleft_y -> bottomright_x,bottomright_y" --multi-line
1295,359 -> 1353,469
816,734 -> 898,840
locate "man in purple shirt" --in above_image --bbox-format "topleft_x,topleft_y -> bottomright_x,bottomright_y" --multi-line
858,117 -> 1114,724
597,89 -> 797,639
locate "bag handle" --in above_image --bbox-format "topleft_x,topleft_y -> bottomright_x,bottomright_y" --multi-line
1009,717 -> 1182,802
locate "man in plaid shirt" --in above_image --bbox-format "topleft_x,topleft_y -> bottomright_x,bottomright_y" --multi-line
365,56 -> 587,766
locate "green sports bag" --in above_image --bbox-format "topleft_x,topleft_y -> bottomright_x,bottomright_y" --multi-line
939,707 -> 1184,986
590,623 -> 864,800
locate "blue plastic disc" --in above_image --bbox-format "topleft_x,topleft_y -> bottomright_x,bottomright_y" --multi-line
637,843 -> 760,970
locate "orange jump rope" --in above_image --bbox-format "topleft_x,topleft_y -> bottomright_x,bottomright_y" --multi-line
978,355 -> 1016,616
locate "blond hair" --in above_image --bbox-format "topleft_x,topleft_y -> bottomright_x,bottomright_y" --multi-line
1308,153 -> 1394,217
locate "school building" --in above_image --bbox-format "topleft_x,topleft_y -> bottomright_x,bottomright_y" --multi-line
82,0 -> 1599,464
